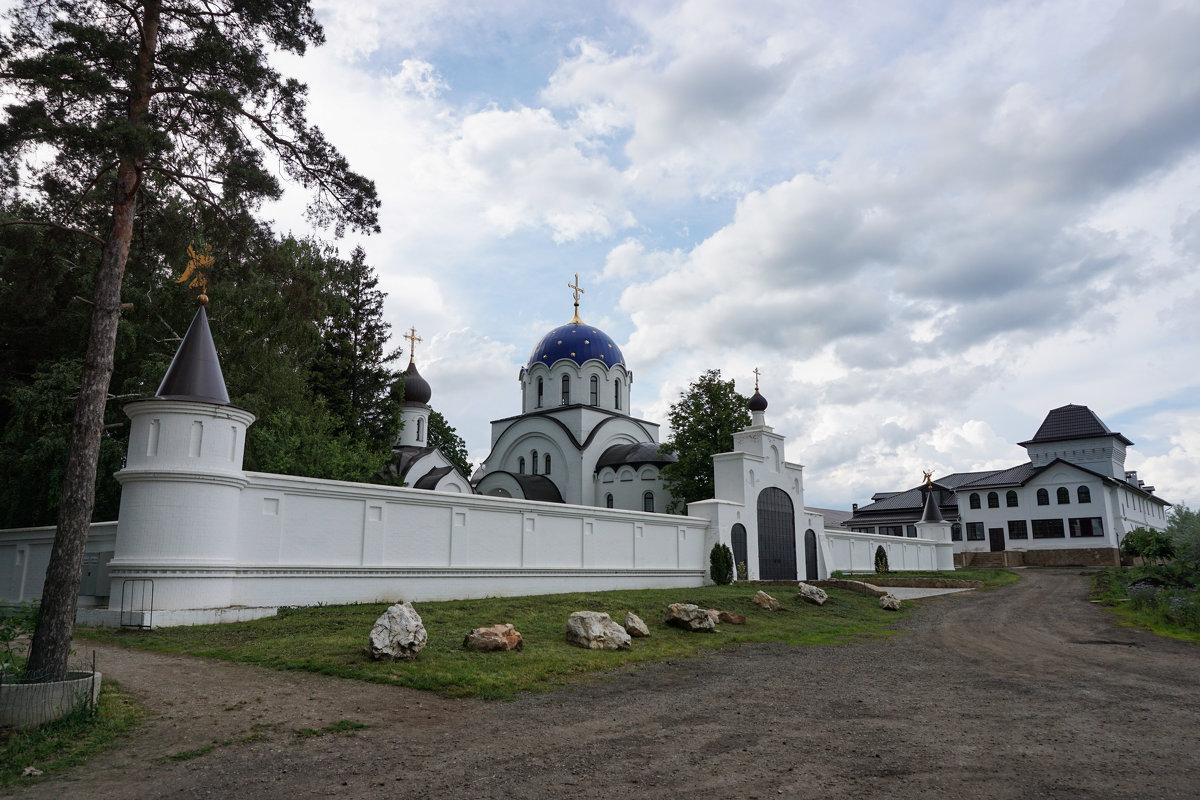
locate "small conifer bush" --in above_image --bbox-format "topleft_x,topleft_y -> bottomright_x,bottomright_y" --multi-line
874,545 -> 890,574
710,542 -> 735,585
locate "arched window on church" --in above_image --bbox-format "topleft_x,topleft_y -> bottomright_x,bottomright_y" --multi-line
531,450 -> 539,474
543,453 -> 551,474
605,493 -> 614,508
614,379 -> 622,410
561,374 -> 570,405
643,491 -> 655,513
536,377 -> 544,408
518,457 -> 525,474
590,375 -> 599,405
416,417 -> 423,442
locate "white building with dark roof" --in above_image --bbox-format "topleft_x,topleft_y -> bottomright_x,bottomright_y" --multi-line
845,404 -> 1170,567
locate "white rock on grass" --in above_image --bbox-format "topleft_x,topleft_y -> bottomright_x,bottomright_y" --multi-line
752,590 -> 780,611
797,583 -> 829,606
624,612 -> 651,638
368,601 -> 428,660
566,611 -> 632,650
880,593 -> 902,611
663,603 -> 716,632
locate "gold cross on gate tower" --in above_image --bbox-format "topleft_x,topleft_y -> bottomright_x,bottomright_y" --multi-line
404,326 -> 422,364
753,367 -> 761,393
568,273 -> 585,324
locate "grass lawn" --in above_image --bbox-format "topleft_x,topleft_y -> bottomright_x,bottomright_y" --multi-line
80,583 -> 922,700
0,681 -> 141,788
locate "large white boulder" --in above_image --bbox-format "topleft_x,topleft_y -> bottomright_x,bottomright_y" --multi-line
797,583 -> 829,606
368,601 -> 428,660
566,611 -> 632,650
663,603 -> 716,632
880,593 -> 902,611
752,590 -> 781,611
624,612 -> 651,638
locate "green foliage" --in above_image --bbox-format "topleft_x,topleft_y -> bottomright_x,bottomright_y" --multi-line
0,604 -> 39,676
0,682 -> 141,788
874,545 -> 889,574
428,410 -> 473,479
709,543 -> 734,585
1165,504 -> 1200,574
79,584 -> 905,700
1120,527 -> 1176,563
661,369 -> 751,513
736,561 -> 748,582
1091,567 -> 1200,641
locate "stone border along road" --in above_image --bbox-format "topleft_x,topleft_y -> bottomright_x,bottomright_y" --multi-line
11,569 -> 1198,800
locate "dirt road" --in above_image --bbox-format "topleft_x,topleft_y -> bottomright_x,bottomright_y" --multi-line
11,569 -> 1199,799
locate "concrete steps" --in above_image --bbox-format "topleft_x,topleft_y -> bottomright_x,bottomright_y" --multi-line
967,552 -> 1009,569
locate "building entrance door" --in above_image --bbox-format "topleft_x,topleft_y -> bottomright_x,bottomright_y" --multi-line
989,527 -> 1005,552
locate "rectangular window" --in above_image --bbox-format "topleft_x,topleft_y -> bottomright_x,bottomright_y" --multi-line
879,525 -> 903,537
906,525 -> 917,538
1032,519 -> 1066,539
1069,517 -> 1104,538
966,522 -> 985,541
1007,520 -> 1028,540
951,525 -> 963,542
851,526 -> 874,534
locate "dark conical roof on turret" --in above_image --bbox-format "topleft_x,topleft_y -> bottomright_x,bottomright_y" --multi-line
155,305 -> 230,405
919,487 -> 945,524
401,360 -> 432,405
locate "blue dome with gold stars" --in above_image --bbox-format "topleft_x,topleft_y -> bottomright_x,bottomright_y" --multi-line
527,322 -> 625,369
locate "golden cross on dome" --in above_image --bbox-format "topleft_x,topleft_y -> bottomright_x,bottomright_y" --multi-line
404,326 -> 422,364
568,273 -> 585,323
753,367 -> 761,393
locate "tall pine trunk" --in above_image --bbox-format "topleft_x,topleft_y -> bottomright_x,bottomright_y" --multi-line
24,1 -> 160,682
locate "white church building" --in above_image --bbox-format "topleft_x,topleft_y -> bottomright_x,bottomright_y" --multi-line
0,288 -> 955,626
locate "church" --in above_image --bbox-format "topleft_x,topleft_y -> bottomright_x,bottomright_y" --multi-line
393,276 -> 677,512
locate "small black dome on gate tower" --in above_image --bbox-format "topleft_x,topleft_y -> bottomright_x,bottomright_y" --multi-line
401,361 -> 432,405
748,391 -> 768,412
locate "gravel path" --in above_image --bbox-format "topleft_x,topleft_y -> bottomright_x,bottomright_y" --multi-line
9,569 -> 1198,799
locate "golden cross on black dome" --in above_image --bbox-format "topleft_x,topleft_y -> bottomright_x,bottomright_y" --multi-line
404,326 -> 422,364
568,273 -> 585,324
753,367 -> 761,393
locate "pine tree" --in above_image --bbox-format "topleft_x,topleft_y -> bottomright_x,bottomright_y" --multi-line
0,0 -> 379,681
310,246 -> 402,444
661,369 -> 751,514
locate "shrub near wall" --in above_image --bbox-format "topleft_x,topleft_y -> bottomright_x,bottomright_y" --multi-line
710,543 -> 734,585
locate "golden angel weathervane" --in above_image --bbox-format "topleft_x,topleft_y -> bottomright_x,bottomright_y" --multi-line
176,244 -> 213,305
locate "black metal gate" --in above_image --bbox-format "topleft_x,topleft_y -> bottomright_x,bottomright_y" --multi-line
757,487 -> 796,581
731,523 -> 747,574
804,528 -> 818,580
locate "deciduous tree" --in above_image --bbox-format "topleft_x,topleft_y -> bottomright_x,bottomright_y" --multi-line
0,0 -> 379,680
660,369 -> 750,514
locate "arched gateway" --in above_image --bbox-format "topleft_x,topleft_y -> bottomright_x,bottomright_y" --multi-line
757,487 -> 796,580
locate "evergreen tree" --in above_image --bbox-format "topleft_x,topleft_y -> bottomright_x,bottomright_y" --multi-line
661,369 -> 751,514
310,246 -> 402,444
0,0 -> 379,681
428,409 -> 473,479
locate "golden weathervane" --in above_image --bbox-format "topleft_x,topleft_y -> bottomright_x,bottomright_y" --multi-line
176,244 -> 213,305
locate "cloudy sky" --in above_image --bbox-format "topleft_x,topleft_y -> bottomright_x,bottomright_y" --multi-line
258,0 -> 1200,511
10,1 -> 1197,509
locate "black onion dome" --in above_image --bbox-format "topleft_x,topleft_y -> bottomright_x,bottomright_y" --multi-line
401,361 -> 432,405
748,390 -> 768,412
527,322 -> 625,369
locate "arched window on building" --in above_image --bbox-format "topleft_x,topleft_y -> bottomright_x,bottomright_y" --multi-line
416,417 -> 424,442
589,374 -> 599,405
643,491 -> 655,513
987,491 -> 999,509
1006,490 -> 1018,507
1057,487 -> 1070,504
518,457 -> 525,474
561,374 -> 570,405
969,493 -> 981,510
614,379 -> 621,410
605,493 -> 614,508
531,450 -> 539,475
1077,486 -> 1091,503
951,523 -> 963,542
536,377 -> 544,408
543,453 -> 551,475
